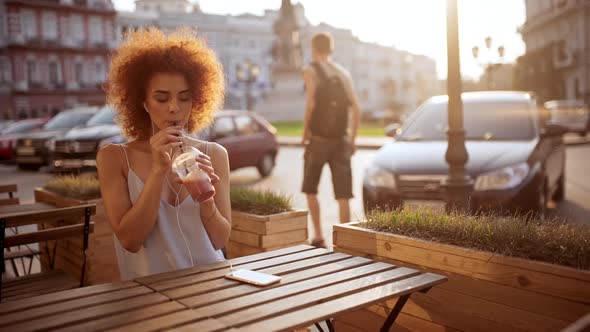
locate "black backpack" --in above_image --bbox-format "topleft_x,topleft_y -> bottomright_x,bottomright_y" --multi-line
309,62 -> 351,138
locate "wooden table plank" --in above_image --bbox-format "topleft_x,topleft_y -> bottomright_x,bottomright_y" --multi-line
173,318 -> 232,332
237,273 -> 448,332
1,293 -> 171,332
0,203 -> 53,214
193,262 -> 400,319
0,285 -> 153,327
163,252 -> 353,300
180,256 -> 372,308
0,281 -> 138,315
58,301 -> 185,332
135,244 -> 315,286
105,310 -> 223,332
216,267 -> 421,327
149,248 -> 330,292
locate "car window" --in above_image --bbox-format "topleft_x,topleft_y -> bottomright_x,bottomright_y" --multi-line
234,115 -> 259,135
44,110 -> 94,130
212,116 -> 235,139
86,106 -> 115,126
399,101 -> 536,141
1,120 -> 41,134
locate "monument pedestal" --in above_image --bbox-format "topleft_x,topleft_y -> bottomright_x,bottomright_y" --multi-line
254,71 -> 306,122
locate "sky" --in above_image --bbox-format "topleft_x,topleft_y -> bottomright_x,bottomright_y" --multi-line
113,0 -> 527,80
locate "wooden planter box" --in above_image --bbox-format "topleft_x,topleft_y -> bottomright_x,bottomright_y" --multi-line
332,222 -> 590,332
34,188 -> 121,285
227,209 -> 308,258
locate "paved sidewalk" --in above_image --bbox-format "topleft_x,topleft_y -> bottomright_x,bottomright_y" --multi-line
278,133 -> 590,150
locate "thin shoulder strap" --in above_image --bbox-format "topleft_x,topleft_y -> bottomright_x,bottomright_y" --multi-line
119,144 -> 131,171
311,62 -> 328,83
205,141 -> 209,156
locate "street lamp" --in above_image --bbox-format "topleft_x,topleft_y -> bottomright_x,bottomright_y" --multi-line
444,0 -> 473,213
236,60 -> 260,111
472,36 -> 505,90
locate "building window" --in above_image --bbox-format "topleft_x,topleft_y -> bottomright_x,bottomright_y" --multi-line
49,62 -> 59,84
0,58 -> 11,83
22,10 -> 37,39
95,60 -> 106,83
42,11 -> 58,41
27,60 -> 37,83
70,14 -> 84,43
75,62 -> 83,84
89,16 -> 104,44
0,13 -> 6,38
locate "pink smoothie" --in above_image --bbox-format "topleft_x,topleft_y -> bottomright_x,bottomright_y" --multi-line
183,170 -> 215,202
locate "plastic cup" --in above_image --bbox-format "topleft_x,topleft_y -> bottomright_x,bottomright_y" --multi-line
171,145 -> 215,202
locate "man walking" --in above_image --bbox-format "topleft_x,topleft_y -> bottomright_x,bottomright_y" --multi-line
301,32 -> 361,248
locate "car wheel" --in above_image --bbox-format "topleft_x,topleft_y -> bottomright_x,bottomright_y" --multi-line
257,153 -> 275,178
552,173 -> 565,202
17,163 -> 41,171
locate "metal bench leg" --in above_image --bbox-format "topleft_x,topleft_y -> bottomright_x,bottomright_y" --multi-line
0,218 -> 5,303
326,318 -> 335,332
314,319 -> 335,332
380,294 -> 410,332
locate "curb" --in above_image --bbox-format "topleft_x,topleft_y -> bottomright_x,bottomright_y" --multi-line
278,136 -> 590,150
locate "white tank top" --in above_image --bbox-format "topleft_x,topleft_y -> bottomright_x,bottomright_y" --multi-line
113,143 -> 224,281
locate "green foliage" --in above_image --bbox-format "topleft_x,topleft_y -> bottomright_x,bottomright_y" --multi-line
44,175 -> 101,200
272,121 -> 386,137
230,186 -> 293,215
362,208 -> 590,270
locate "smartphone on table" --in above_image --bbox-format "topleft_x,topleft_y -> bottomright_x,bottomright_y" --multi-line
224,269 -> 282,287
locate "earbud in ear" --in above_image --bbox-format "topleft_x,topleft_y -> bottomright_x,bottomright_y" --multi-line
143,103 -> 149,113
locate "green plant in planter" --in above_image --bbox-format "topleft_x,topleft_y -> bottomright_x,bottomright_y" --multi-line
230,186 -> 293,216
44,175 -> 101,200
363,208 -> 590,270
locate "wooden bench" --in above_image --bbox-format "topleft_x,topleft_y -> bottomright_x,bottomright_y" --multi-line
0,184 -> 19,206
0,203 -> 96,303
0,184 -> 37,277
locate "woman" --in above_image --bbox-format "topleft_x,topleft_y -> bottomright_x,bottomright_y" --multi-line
97,27 -> 229,280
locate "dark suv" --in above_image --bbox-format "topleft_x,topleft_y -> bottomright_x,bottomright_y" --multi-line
15,106 -> 98,170
363,91 -> 567,217
52,105 -> 125,171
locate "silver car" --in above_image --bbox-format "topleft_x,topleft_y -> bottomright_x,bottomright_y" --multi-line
544,100 -> 589,136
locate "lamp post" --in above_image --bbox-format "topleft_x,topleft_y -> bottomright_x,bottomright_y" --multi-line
472,36 -> 505,90
444,0 -> 473,213
236,60 -> 260,111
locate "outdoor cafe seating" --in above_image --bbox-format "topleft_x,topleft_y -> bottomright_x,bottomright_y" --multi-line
0,244 -> 446,331
0,184 -> 96,303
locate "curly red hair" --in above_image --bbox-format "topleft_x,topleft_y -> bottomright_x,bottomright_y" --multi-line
106,27 -> 224,139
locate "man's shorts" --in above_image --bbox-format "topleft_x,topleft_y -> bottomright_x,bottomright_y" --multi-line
301,137 -> 353,199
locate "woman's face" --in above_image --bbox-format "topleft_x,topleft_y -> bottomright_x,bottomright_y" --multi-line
144,72 -> 192,132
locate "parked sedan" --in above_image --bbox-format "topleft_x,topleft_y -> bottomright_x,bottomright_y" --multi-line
52,105 -> 125,171
0,118 -> 48,160
544,100 -> 589,136
198,110 -> 278,177
15,106 -> 98,170
363,91 -> 567,217
58,110 -> 279,177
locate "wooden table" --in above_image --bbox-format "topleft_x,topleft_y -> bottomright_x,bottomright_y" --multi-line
0,244 -> 447,332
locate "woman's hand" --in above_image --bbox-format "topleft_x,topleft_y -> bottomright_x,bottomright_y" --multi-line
149,126 -> 183,175
173,151 -> 220,184
195,152 -> 221,183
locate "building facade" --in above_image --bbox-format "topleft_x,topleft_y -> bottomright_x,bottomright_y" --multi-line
0,0 -> 116,119
118,0 -> 438,117
516,0 -> 590,105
